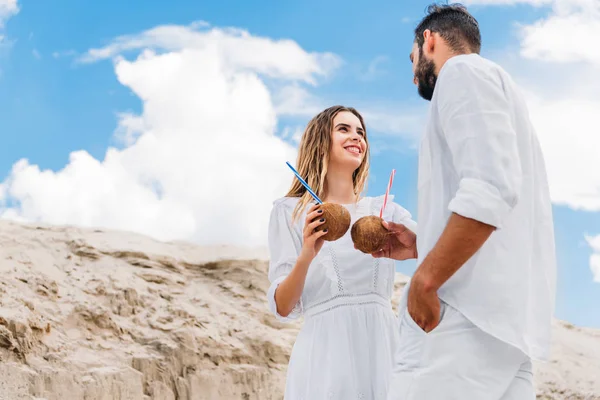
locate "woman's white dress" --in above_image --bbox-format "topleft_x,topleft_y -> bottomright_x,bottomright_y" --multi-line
267,195 -> 417,400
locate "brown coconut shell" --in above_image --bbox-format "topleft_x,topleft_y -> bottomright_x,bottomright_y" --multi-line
351,215 -> 389,253
315,203 -> 351,241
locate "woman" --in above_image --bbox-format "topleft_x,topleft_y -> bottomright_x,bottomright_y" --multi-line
267,105 -> 417,399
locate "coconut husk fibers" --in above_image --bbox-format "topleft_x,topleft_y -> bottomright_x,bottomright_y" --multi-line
351,215 -> 389,253
316,203 -> 351,241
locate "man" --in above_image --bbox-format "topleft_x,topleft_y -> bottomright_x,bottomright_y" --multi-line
374,3 -> 557,399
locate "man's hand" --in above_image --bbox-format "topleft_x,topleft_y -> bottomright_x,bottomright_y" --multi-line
402,212 -> 497,332
407,272 -> 441,332
370,221 -> 417,261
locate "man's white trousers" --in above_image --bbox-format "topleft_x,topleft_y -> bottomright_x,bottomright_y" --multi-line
387,286 -> 534,400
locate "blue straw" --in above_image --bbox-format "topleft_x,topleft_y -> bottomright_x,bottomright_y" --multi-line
286,161 -> 323,204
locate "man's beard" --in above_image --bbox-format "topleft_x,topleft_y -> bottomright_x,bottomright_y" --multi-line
415,50 -> 437,101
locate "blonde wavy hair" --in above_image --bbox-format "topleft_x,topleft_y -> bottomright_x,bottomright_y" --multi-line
287,105 -> 370,222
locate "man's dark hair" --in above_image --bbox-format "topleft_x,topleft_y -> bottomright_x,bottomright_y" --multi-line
414,3 -> 481,54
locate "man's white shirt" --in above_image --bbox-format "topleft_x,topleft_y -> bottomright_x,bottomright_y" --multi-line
417,53 -> 557,361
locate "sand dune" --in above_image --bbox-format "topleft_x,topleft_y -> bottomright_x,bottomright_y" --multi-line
0,220 -> 598,399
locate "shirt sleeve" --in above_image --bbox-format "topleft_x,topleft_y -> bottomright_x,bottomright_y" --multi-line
391,202 -> 418,234
437,61 -> 522,229
266,201 -> 304,322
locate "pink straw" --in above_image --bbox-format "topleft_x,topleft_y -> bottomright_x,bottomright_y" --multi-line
379,169 -> 396,218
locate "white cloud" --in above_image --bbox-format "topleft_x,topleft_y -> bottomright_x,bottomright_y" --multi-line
80,22 -> 426,137
279,126 -> 304,145
0,0 -> 18,27
79,22 -> 341,86
586,235 -> 600,282
519,0 -> 600,65
0,0 -> 17,48
273,84 -> 324,117
0,24 -> 343,247
523,91 -> 600,212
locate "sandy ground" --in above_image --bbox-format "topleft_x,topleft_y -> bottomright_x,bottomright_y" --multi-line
0,219 -> 598,399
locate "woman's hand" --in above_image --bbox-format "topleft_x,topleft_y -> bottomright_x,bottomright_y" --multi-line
274,204 -> 329,318
300,204 -> 328,260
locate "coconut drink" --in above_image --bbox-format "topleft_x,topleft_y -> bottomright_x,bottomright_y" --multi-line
316,202 -> 351,241
285,161 -> 350,242
351,215 -> 389,253
351,169 -> 396,254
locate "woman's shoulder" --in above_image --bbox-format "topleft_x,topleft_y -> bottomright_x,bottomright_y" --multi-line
272,196 -> 302,209
269,197 -> 308,233
270,196 -> 305,219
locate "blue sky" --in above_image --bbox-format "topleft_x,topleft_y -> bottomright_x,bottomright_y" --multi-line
0,0 -> 598,328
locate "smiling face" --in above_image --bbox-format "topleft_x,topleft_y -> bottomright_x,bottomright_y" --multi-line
286,105 -> 370,222
328,111 -> 367,172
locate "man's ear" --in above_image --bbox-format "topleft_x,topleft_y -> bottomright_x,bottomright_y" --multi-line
422,29 -> 436,56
